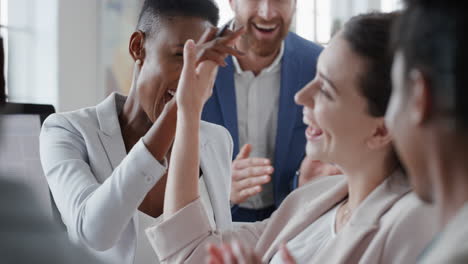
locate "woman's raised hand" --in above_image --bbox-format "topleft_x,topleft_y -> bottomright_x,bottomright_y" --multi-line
176,26 -> 244,116
176,39 -> 217,116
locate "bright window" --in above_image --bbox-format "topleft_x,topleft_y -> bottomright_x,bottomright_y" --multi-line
215,0 -> 234,26
214,0 -> 335,45
381,0 -> 403,12
296,0 -> 331,45
0,0 -> 58,107
214,0 -> 333,44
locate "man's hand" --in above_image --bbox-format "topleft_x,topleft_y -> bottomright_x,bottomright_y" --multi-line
230,144 -> 273,205
298,157 -> 341,187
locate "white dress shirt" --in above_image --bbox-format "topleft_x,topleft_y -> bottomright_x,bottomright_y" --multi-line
232,43 -> 284,209
269,204 -> 338,263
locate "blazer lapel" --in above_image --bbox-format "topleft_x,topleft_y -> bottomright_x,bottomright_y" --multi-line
261,179 -> 349,261
348,170 -> 411,227
214,57 -> 240,156
313,170 -> 412,263
95,93 -> 138,232
95,93 -> 127,171
199,131 -> 232,231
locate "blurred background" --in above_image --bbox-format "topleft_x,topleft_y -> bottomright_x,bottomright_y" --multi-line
0,0 -> 402,113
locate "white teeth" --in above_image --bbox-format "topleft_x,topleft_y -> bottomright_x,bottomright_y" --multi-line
255,23 -> 277,30
168,90 -> 176,96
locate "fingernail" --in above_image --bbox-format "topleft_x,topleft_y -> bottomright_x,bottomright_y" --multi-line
136,59 -> 141,65
186,39 -> 195,49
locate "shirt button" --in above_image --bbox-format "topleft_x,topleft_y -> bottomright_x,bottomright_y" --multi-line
145,176 -> 153,183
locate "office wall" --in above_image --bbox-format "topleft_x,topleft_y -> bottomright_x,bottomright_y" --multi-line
57,0 -> 101,112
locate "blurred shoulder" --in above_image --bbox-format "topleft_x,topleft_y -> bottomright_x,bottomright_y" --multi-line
388,191 -> 435,223
378,192 -> 437,263
420,203 -> 468,263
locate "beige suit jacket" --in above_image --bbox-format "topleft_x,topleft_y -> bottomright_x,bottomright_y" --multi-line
147,172 -> 436,263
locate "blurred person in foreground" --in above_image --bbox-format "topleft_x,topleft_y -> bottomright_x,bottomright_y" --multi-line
387,0 -> 468,262
0,179 -> 100,263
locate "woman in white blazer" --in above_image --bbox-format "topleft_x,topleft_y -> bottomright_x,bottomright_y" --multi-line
39,1 -> 244,263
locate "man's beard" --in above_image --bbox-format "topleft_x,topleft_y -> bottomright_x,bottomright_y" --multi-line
235,18 -> 290,57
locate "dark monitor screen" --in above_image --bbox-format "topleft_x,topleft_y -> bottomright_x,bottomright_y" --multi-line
2,103 -> 55,124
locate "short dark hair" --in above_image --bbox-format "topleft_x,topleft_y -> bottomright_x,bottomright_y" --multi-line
342,12 -> 399,117
393,0 -> 468,127
136,0 -> 219,37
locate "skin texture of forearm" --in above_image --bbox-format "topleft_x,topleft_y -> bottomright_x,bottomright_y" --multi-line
163,110 -> 202,218
143,100 -> 178,162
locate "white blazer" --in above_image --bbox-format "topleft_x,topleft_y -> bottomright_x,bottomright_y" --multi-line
39,93 -> 233,264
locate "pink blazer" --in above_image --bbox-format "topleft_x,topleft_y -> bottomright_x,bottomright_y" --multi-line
146,173 -> 436,263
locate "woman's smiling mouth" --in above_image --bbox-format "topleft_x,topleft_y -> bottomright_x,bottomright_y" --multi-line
306,126 -> 323,141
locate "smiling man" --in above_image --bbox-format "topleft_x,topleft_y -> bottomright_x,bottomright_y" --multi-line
202,0 -> 325,222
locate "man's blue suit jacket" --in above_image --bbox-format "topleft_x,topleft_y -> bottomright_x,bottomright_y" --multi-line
202,32 -> 323,209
